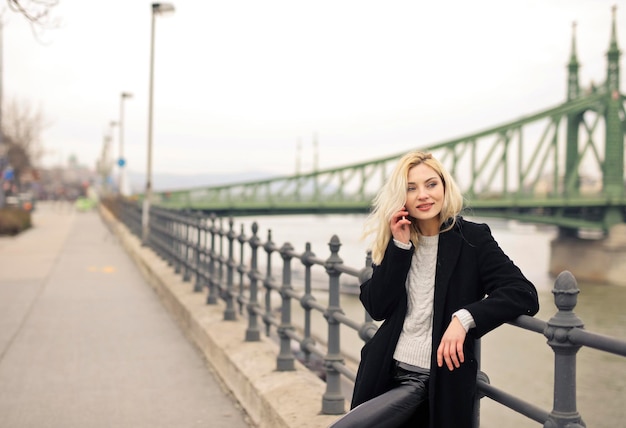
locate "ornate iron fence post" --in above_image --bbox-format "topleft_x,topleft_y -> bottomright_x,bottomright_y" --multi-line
207,214 -> 218,304
543,271 -> 586,428
174,213 -> 182,274
223,217 -> 237,321
150,207 -> 160,258
165,211 -> 174,266
144,201 -> 153,248
263,230 -> 275,336
236,224 -> 247,315
473,339 -> 489,428
182,210 -> 192,282
277,242 -> 295,371
245,222 -> 261,342
217,217 -> 225,299
322,235 -> 345,414
356,251 -> 377,343
300,243 -> 316,363
199,216 -> 210,293
193,213 -> 205,292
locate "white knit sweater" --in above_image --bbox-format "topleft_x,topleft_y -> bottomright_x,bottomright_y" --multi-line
393,234 -> 439,369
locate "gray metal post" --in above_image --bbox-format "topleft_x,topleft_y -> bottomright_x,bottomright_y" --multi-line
356,251 -> 377,344
182,212 -> 191,282
217,218 -> 225,296
543,271 -> 586,428
358,251 -> 374,325
193,213 -> 204,292
263,230 -> 275,336
237,224 -> 246,315
165,212 -> 174,266
473,339 -> 490,428
245,222 -> 261,342
174,215 -> 182,274
141,2 -> 175,244
0,22 -> 4,209
223,217 -> 236,320
118,92 -> 132,196
155,209 -> 163,258
277,242 -> 295,371
206,214 -> 218,304
142,5 -> 156,245
300,243 -> 316,362
322,235 -> 345,414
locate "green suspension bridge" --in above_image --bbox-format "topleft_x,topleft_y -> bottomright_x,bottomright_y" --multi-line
146,10 -> 625,235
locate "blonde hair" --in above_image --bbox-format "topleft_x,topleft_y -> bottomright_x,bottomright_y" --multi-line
362,151 -> 464,265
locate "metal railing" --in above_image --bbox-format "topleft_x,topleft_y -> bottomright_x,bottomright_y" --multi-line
107,198 -> 626,427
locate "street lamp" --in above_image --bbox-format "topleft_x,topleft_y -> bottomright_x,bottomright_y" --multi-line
142,2 -> 175,245
118,92 -> 132,196
102,121 -> 118,194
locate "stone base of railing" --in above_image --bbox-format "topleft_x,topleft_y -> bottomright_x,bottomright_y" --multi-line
100,205 -> 340,428
550,223 -> 626,286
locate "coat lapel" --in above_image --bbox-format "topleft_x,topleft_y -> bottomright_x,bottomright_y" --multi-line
433,226 -> 463,335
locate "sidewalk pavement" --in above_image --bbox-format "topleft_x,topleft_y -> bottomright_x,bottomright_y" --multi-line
0,202 -> 253,428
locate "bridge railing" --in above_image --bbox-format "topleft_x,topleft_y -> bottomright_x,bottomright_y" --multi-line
107,198 -> 626,427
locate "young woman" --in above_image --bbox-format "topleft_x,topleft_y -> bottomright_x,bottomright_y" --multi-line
330,151 -> 539,428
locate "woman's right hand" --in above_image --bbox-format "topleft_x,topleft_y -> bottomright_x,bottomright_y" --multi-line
390,208 -> 411,244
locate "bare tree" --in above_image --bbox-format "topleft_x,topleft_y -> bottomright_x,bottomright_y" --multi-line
1,1 -> 57,169
2,98 -> 48,179
6,137 -> 28,176
6,0 -> 61,40
7,0 -> 59,25
0,1 -> 58,205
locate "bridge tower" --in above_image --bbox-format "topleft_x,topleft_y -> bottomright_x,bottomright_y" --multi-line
565,22 -> 582,198
550,7 -> 626,285
603,5 -> 624,224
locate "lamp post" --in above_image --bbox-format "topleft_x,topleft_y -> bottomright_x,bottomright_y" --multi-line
101,121 -> 118,195
142,2 -> 175,245
0,22 -> 5,209
118,91 -> 132,196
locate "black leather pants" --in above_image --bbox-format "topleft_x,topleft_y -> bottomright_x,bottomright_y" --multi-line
329,365 -> 429,428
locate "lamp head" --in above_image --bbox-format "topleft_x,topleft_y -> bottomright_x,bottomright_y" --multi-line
121,92 -> 133,99
152,3 -> 175,15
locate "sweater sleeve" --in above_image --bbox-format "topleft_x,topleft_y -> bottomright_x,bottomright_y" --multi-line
452,309 -> 476,332
359,240 -> 413,321
463,223 -> 540,338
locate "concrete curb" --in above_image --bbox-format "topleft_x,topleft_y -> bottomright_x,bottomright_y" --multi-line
99,205 -> 339,428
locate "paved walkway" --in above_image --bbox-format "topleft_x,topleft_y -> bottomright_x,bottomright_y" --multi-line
0,202 -> 252,428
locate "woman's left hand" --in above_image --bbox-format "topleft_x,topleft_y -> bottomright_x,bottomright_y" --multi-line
436,316 -> 466,371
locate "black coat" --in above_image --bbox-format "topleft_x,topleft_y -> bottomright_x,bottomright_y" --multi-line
350,217 -> 539,428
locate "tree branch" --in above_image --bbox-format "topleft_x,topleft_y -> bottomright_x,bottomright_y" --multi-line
7,0 -> 59,24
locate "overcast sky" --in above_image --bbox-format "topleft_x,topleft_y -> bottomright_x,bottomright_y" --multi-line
4,0 -> 623,181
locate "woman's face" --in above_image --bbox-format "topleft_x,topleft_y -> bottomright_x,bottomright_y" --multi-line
405,163 -> 444,236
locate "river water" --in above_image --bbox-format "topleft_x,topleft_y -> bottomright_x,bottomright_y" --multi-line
232,214 -> 626,427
